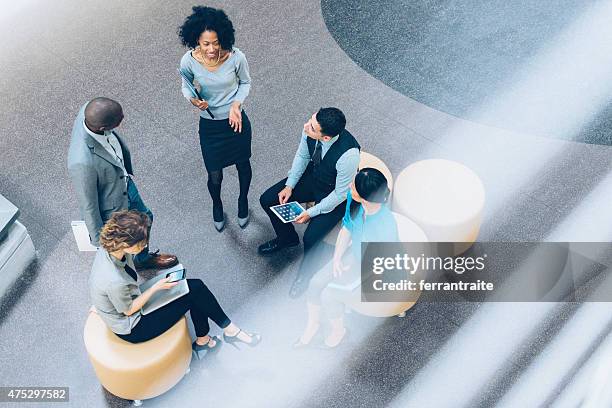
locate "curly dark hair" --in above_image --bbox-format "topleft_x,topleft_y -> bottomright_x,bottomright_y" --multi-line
178,6 -> 235,50
99,210 -> 150,253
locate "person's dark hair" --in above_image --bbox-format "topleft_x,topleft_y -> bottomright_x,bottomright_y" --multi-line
354,168 -> 390,203
316,107 -> 346,137
84,97 -> 123,130
99,210 -> 150,253
178,6 -> 235,50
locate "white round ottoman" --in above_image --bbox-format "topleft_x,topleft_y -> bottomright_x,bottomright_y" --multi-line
392,159 -> 485,254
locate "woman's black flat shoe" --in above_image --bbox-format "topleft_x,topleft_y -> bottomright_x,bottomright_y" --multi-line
192,336 -> 222,359
223,329 -> 261,349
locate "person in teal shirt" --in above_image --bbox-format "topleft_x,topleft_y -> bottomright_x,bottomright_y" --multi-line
295,168 -> 398,349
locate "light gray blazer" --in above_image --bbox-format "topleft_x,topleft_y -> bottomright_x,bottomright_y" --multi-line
90,249 -> 141,335
67,105 -> 134,245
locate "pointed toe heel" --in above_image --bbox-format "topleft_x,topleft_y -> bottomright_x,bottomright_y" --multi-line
223,329 -> 261,349
238,214 -> 250,229
192,336 -> 222,360
213,214 -> 226,232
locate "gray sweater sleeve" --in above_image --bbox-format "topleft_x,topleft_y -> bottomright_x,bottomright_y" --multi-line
233,50 -> 251,103
179,53 -> 196,100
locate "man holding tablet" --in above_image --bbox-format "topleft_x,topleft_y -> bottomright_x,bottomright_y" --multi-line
258,107 -> 360,298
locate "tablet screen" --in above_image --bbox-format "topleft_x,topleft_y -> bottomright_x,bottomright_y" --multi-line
270,201 -> 305,223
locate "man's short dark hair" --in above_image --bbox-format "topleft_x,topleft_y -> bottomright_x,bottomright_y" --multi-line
178,6 -> 235,50
316,107 -> 346,137
84,97 -> 123,129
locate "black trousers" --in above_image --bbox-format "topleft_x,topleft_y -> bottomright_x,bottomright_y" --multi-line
259,172 -> 346,277
118,279 -> 231,344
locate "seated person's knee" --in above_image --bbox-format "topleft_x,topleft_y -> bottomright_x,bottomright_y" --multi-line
187,278 -> 205,292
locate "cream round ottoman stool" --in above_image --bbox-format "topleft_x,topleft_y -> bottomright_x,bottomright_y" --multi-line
392,159 -> 485,255
341,212 -> 428,318
323,151 -> 394,245
358,151 -> 393,195
83,309 -> 192,405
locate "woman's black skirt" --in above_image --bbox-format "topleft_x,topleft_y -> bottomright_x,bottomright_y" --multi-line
198,110 -> 252,172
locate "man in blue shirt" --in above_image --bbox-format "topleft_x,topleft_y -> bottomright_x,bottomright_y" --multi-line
258,107 -> 360,298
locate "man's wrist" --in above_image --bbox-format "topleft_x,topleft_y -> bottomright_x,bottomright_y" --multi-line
306,207 -> 318,218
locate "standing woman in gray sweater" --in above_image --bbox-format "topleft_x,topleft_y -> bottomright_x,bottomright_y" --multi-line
179,6 -> 252,231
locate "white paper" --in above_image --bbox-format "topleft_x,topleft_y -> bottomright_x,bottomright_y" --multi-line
71,221 -> 97,252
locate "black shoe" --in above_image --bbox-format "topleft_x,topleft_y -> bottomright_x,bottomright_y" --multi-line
192,336 -> 222,360
213,203 -> 225,232
223,329 -> 262,349
214,215 -> 226,232
289,274 -> 310,299
257,238 -> 299,256
238,198 -> 249,229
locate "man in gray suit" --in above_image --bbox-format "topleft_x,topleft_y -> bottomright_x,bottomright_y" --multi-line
68,97 -> 177,270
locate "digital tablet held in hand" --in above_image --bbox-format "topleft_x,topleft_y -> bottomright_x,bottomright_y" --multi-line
270,201 -> 306,223
140,264 -> 189,315
166,268 -> 186,282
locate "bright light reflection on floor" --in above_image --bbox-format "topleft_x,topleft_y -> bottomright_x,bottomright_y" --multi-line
391,2 -> 612,406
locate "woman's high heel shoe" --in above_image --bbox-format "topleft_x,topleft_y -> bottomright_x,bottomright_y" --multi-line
293,338 -> 311,349
320,327 -> 349,349
237,213 -> 250,229
293,324 -> 320,349
213,205 -> 225,232
223,329 -> 261,349
238,200 -> 249,229
214,216 -> 226,232
192,336 -> 222,360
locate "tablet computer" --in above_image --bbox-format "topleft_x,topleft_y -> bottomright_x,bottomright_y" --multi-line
270,201 -> 306,223
140,264 -> 189,315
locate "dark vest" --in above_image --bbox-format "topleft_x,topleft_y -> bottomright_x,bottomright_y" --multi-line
306,129 -> 360,202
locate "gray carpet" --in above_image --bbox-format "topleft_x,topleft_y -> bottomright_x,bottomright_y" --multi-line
322,0 -> 612,145
0,0 -> 611,407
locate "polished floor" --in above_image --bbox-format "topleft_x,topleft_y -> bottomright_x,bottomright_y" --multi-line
0,1 -> 611,407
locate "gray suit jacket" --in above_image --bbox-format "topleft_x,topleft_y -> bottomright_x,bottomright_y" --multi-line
67,105 -> 134,245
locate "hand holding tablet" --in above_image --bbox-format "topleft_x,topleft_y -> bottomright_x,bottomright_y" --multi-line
270,201 -> 306,223
166,268 -> 186,282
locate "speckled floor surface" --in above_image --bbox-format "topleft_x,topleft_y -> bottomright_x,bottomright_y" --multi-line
0,1 -> 611,407
322,0 -> 612,146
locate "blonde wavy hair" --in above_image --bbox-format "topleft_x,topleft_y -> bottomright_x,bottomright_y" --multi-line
99,210 -> 150,253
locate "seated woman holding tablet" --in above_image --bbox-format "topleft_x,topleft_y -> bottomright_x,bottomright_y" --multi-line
89,210 -> 260,359
295,168 -> 398,349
